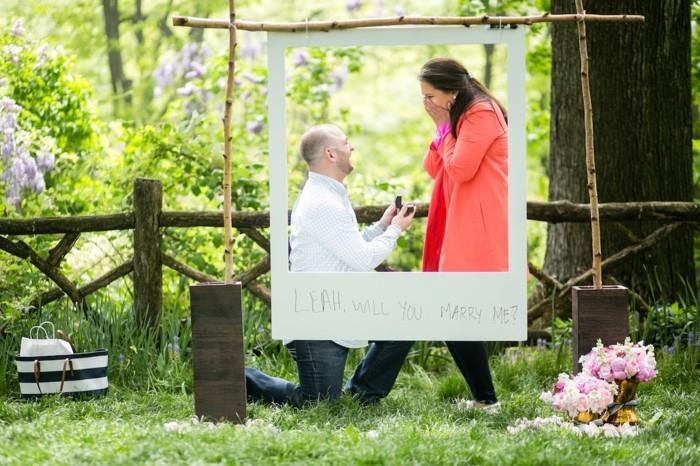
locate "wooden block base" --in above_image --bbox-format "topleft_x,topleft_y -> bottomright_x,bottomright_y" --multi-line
572,285 -> 629,373
190,282 -> 246,423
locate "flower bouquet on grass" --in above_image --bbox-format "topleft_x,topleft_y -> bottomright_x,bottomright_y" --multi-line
542,338 -> 657,426
578,338 -> 657,425
540,373 -> 617,423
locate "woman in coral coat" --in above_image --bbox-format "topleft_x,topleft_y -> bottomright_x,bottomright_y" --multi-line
420,57 -> 508,407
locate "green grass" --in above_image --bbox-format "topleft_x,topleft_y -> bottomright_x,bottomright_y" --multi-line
1,348 -> 699,465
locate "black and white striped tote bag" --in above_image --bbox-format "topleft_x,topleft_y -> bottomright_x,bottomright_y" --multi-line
15,349 -> 109,399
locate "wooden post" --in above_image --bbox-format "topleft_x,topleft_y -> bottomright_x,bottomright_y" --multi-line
222,0 -> 238,283
568,2 -> 629,372
188,0 -> 246,424
574,0 -> 603,288
190,282 -> 246,422
133,178 -> 163,329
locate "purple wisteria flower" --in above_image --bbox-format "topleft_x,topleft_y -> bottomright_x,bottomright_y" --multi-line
246,120 -> 263,135
293,50 -> 309,68
242,72 -> 264,84
331,66 -> 348,93
35,44 -> 50,69
176,81 -> 198,97
0,97 -> 55,206
184,61 -> 206,80
346,0 -> 362,12
11,20 -> 25,38
3,44 -> 22,64
153,61 -> 178,98
36,146 -> 55,171
374,0 -> 383,16
152,43 -> 211,99
239,33 -> 260,60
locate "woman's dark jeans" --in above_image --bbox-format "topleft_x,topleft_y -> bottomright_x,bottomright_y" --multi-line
445,341 -> 497,403
347,340 -> 497,404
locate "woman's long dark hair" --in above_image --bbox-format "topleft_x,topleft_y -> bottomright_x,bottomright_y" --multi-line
419,57 -> 507,138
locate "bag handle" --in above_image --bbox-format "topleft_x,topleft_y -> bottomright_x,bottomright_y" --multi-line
29,321 -> 56,339
58,358 -> 74,394
33,360 -> 42,395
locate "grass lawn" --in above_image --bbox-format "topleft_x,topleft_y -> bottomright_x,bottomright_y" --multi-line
1,348 -> 699,465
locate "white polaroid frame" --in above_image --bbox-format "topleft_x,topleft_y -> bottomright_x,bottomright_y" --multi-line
267,26 -> 527,341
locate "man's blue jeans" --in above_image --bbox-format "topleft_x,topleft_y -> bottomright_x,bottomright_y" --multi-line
246,340 -> 348,407
246,340 -> 412,406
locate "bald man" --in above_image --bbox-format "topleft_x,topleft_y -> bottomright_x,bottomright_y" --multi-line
245,124 -> 416,406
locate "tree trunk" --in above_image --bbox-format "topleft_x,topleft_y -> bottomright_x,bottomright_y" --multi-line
102,0 -> 132,108
134,0 -> 145,45
483,43 -> 494,88
547,0 -> 695,302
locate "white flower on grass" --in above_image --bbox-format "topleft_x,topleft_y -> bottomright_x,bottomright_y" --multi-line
364,430 -> 380,440
164,421 -> 188,433
455,399 -> 474,410
239,418 -> 280,433
190,415 -> 220,429
601,423 -> 620,438
617,423 -> 640,437
506,416 -> 641,438
506,416 -> 565,434
576,422 -> 600,437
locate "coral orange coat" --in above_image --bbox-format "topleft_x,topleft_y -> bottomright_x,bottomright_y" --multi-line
422,100 -> 508,272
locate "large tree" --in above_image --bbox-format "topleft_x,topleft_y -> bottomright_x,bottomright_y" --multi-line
546,0 -> 695,302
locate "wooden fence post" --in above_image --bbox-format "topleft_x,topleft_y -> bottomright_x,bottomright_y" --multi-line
133,178 -> 163,329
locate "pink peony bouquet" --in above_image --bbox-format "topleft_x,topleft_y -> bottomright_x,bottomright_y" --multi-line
579,338 -> 657,383
540,373 -> 618,417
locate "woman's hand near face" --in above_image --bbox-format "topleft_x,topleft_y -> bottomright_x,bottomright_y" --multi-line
423,97 -> 450,127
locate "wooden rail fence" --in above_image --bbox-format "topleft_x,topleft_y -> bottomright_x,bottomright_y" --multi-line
1,178 -> 699,333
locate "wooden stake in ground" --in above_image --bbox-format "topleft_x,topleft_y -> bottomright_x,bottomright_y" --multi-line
222,0 -> 237,284
574,0 -> 603,288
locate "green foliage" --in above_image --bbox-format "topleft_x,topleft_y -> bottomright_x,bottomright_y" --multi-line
0,30 -> 94,157
458,0 -> 551,16
633,302 -> 699,351
437,369 -> 469,400
0,300 -> 193,397
693,1 -> 700,137
286,47 -> 362,124
0,27 -> 100,217
691,2 -> 700,285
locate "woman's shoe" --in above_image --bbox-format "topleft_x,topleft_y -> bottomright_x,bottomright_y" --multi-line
456,399 -> 501,413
